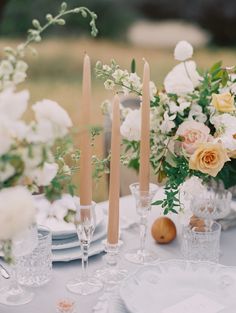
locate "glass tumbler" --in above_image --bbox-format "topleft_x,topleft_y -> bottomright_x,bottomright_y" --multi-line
181,221 -> 221,262
17,226 -> 52,287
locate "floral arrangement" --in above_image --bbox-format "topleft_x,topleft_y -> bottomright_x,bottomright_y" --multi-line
0,2 -> 98,261
96,40 -> 236,214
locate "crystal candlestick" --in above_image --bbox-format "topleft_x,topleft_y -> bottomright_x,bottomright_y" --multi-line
96,240 -> 127,285
125,183 -> 158,264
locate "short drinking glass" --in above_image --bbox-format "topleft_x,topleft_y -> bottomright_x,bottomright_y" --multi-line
16,226 -> 52,287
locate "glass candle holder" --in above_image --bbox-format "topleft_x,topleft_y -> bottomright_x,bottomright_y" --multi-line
181,221 -> 221,262
125,183 -> 158,264
96,240 -> 127,285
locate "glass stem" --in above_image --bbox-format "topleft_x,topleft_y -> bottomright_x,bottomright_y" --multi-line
81,244 -> 89,280
139,215 -> 148,256
9,263 -> 23,295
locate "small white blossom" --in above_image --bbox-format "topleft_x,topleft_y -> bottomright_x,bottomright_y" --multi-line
12,71 -> 27,84
15,61 -> 28,72
104,79 -> 115,90
102,64 -> 111,72
0,60 -> 14,76
112,69 -> 129,83
174,41 -> 193,61
159,112 -> 176,134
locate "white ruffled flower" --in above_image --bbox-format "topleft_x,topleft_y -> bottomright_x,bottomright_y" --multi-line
164,61 -> 202,95
129,73 -> 141,90
0,88 -> 29,120
0,186 -> 35,240
211,113 -> 236,150
174,41 -> 193,61
159,112 -> 176,134
28,162 -> 58,186
104,79 -> 115,90
120,109 -> 141,141
33,100 -> 72,138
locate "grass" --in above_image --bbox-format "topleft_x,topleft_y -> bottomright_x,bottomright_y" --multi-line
0,37 -> 236,201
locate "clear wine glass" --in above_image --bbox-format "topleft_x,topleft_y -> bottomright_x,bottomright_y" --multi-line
125,183 -> 158,264
0,224 -> 38,306
66,202 -> 103,295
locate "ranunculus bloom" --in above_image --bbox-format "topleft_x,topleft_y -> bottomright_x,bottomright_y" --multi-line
120,109 -> 141,141
189,143 -> 230,177
174,40 -> 193,61
211,92 -> 235,112
176,120 -> 211,154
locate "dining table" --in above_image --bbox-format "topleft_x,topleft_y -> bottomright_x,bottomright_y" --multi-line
1,193 -> 236,313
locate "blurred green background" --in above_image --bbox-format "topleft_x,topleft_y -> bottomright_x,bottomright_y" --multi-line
0,0 -> 236,201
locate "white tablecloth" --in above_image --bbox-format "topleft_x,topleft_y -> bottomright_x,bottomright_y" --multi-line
1,195 -> 236,313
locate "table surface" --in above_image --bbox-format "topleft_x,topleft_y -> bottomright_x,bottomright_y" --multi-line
1,195 -> 236,313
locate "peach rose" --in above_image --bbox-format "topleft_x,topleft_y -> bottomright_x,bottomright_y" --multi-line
189,142 -> 230,177
176,120 -> 211,154
211,92 -> 235,112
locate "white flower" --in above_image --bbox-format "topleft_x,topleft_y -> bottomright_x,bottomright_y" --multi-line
0,88 -> 29,120
0,186 -> 35,240
169,99 -> 191,115
164,61 -> 202,95
149,81 -> 157,100
104,79 -> 115,90
102,65 -> 111,72
120,109 -> 141,141
174,41 -> 193,61
15,61 -> 28,72
28,162 -> 58,186
0,60 -> 14,76
0,117 -> 13,156
33,99 -> 72,138
211,113 -> 236,150
189,104 -> 207,123
159,111 -> 176,134
129,73 -> 141,89
112,69 -> 129,83
12,71 -> 27,84
0,163 -> 15,183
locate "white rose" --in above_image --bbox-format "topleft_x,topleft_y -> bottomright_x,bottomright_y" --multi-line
164,61 -> 201,95
33,100 -> 72,138
0,88 -> 29,120
120,109 -> 141,141
174,40 -> 193,61
0,186 -> 35,240
28,162 -> 58,186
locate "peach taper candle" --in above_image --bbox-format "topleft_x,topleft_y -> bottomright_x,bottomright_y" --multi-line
107,94 -> 121,245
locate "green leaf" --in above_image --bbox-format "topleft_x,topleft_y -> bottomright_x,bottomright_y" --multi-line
131,58 -> 136,73
152,200 -> 163,206
210,61 -> 222,74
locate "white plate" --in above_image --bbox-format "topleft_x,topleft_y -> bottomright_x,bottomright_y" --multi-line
39,204 -> 105,239
119,260 -> 236,313
52,239 -> 105,262
52,222 -> 107,250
